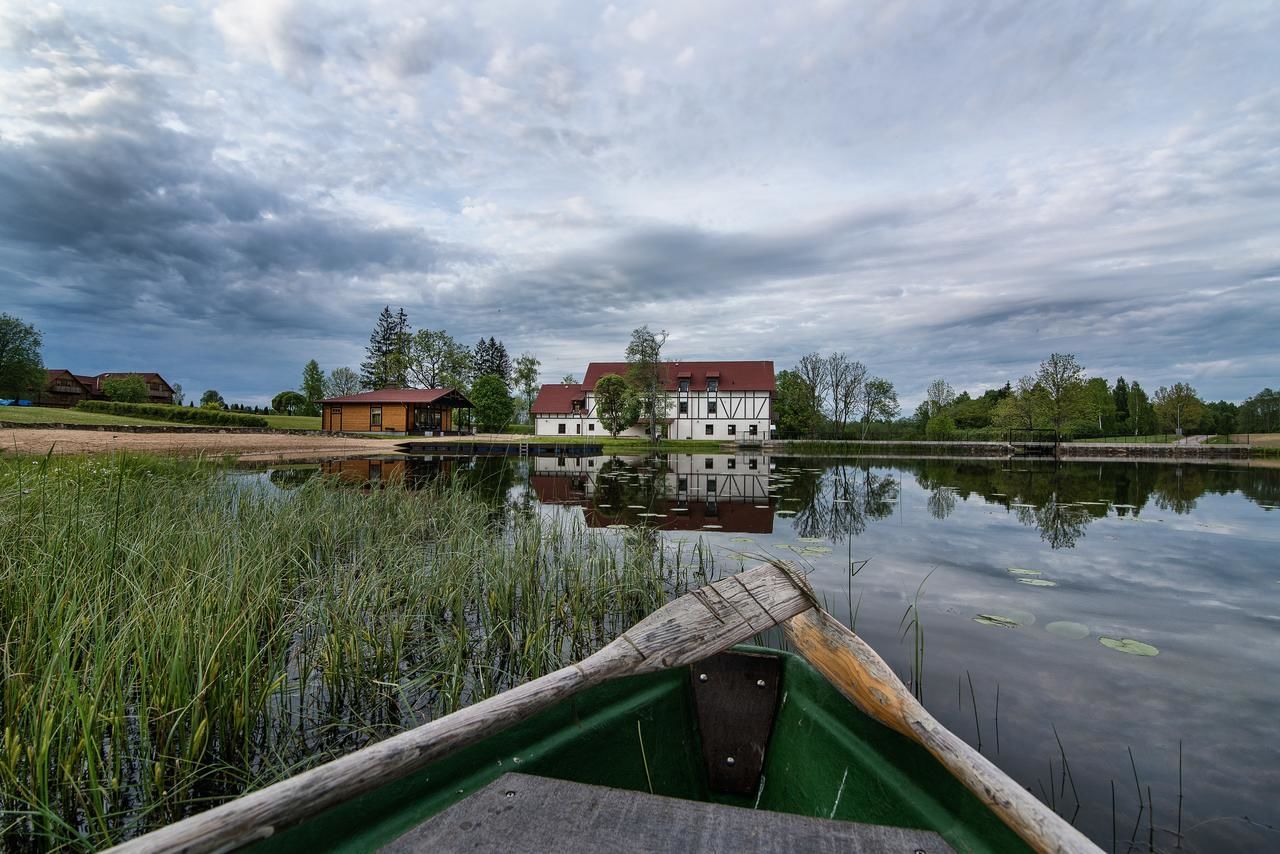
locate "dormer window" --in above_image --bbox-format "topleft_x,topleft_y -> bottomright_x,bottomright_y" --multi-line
678,379 -> 689,393
707,379 -> 718,393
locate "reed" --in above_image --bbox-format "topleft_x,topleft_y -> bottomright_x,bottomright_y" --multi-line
0,453 -> 702,850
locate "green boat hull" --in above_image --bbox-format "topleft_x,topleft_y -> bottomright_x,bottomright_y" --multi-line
255,647 -> 1029,853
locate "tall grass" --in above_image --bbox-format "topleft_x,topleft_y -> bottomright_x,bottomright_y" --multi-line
0,453 -> 706,849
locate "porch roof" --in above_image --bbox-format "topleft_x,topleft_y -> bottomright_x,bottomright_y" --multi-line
321,388 -> 473,407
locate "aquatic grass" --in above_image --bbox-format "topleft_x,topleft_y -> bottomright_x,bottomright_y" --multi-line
0,454 -> 700,849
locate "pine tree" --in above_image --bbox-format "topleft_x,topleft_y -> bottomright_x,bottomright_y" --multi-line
473,336 -> 511,384
361,306 -> 404,389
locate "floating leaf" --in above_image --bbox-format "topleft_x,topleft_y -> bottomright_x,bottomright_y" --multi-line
1011,503 -> 1037,509
1017,578 -> 1058,587
701,524 -> 723,530
606,524 -> 629,530
776,510 -> 796,517
730,537 -> 755,543
1099,637 -> 1159,656
973,614 -> 1022,628
1045,621 -> 1090,640
801,546 -> 832,555
1007,567 -> 1042,576
754,505 -> 771,509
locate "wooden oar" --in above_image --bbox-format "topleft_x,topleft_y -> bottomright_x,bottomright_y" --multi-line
784,605 -> 1102,854
108,562 -> 814,854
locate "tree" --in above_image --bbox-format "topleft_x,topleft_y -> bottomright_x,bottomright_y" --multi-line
473,337 -> 512,385
0,313 -> 44,399
272,390 -> 306,415
825,353 -> 867,437
1084,377 -> 1115,434
625,326 -> 669,443
101,375 -> 149,403
991,376 -> 1043,432
470,375 -> 514,432
774,369 -> 820,438
561,373 -> 577,384
171,383 -> 184,406
1033,353 -> 1087,440
361,306 -> 409,389
301,360 -> 325,416
1153,382 -> 1203,435
1112,376 -> 1130,426
925,379 -> 955,417
200,389 -> 226,409
925,413 -> 957,440
1127,382 -> 1156,435
594,373 -> 639,437
1239,388 -> 1280,433
1203,400 -> 1238,436
407,329 -> 473,389
324,366 -> 361,398
794,353 -> 828,434
856,377 -> 899,439
513,353 -> 541,423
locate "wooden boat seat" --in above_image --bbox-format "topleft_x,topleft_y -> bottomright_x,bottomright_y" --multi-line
381,773 -> 953,853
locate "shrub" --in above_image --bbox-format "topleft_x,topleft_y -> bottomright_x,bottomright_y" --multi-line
101,374 -> 149,403
503,423 -> 534,434
75,400 -> 269,427
925,413 -> 957,441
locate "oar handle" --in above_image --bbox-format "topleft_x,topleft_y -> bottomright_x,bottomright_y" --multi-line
784,608 -> 1101,854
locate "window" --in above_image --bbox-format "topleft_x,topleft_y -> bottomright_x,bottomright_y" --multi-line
727,424 -> 736,436
589,423 -> 595,431
707,379 -> 718,393
370,406 -> 382,427
748,458 -> 758,470
558,423 -> 566,434
705,424 -> 714,436
588,459 -> 594,467
679,401 -> 688,414
749,424 -> 758,436
678,477 -> 687,491
728,458 -> 736,470
707,401 -> 717,415
558,456 -> 566,467
576,424 -> 582,434
678,379 -> 689,392
704,458 -> 714,469
707,478 -> 717,493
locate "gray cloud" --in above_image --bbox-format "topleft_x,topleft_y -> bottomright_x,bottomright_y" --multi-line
0,1 -> 1277,403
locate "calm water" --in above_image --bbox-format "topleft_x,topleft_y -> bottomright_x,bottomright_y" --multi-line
256,453 -> 1280,852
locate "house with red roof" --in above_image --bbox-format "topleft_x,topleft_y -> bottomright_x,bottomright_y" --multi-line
320,388 -> 473,434
530,361 -> 774,440
37,370 -> 175,407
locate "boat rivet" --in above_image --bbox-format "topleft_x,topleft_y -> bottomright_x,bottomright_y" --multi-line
725,756 -> 736,766
756,679 -> 766,688
698,673 -> 708,682
505,790 -> 516,798
915,849 -> 926,854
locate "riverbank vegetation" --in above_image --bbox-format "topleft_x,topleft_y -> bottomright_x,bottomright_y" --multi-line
0,453 -> 707,849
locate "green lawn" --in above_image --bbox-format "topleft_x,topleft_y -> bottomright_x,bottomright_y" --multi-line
1074,434 -> 1181,444
0,405 -> 175,427
263,414 -> 321,430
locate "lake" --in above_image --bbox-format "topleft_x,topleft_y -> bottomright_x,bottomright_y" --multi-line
257,452 -> 1280,852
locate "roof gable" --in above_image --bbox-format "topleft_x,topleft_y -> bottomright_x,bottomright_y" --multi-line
320,388 -> 473,406
531,383 -> 585,415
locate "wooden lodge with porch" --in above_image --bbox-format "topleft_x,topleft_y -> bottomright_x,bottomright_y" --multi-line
320,388 -> 473,435
37,370 -> 176,408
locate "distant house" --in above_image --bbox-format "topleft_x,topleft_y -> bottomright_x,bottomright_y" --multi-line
531,361 -> 775,440
37,370 -> 175,407
320,388 -> 473,435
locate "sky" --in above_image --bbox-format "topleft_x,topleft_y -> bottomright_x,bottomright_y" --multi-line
1,1 -> 1278,408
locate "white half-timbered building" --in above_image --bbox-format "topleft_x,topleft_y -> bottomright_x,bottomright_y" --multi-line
531,361 -> 775,440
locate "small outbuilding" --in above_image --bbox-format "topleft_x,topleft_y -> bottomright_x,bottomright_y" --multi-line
320,388 -> 473,435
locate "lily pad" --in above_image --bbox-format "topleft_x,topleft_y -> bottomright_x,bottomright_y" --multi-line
1099,637 -> 1159,656
701,524 -> 723,530
973,614 -> 1023,628
800,546 -> 832,555
730,537 -> 755,543
1011,503 -> 1037,509
1007,567 -> 1042,576
754,505 -> 771,509
606,524 -> 630,530
1045,621 -> 1090,640
776,510 -> 796,517
1017,578 -> 1058,587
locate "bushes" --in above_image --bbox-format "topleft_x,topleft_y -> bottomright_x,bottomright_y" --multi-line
75,400 -> 269,427
503,423 -> 534,434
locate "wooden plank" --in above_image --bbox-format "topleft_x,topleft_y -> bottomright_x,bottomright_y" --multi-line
382,773 -> 952,853
785,607 -> 1101,854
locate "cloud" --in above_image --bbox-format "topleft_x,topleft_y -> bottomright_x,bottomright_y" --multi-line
0,0 -> 1276,402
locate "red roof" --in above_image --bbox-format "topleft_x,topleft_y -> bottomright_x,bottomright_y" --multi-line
581,361 -> 774,393
320,388 -> 471,405
531,383 -> 585,415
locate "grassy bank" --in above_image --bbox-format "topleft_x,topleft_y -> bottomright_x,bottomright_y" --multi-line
263,414 -> 321,430
0,405 -> 175,427
0,454 -> 710,849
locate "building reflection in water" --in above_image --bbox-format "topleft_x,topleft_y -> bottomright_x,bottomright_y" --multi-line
529,452 -> 774,533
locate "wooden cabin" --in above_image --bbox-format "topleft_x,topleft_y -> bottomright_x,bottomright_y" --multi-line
37,370 -> 176,408
320,388 -> 473,435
